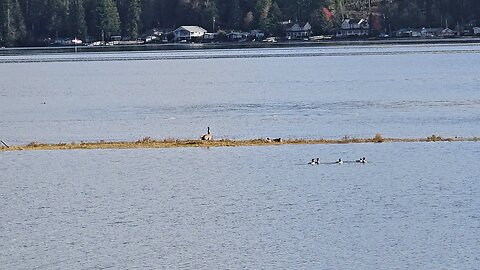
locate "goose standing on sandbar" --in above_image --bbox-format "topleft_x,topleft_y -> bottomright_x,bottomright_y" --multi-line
201,127 -> 213,141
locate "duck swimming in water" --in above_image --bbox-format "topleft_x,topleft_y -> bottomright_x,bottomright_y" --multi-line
356,157 -> 367,163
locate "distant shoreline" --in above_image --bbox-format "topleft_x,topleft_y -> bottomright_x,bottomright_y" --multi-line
2,37 -> 480,56
1,136 -> 478,152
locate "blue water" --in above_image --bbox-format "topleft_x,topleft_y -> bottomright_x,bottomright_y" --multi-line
1,44 -> 479,144
1,142 -> 479,269
1,44 -> 480,269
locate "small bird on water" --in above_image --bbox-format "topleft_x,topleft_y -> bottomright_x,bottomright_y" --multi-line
308,158 -> 320,165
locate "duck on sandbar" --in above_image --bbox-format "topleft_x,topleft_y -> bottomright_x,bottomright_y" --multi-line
336,158 -> 343,164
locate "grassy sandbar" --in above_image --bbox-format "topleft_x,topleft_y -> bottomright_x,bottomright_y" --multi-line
1,135 -> 478,152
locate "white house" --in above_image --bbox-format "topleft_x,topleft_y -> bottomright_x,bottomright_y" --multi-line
336,19 -> 369,37
285,22 -> 312,39
420,27 -> 443,37
474,27 -> 480,35
441,28 -> 456,37
173,26 -> 207,42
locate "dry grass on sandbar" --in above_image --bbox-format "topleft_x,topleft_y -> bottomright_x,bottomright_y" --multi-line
1,134 -> 478,152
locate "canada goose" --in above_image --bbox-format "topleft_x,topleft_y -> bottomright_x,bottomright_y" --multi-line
201,127 -> 213,141
336,158 -> 343,164
308,159 -> 316,165
265,137 -> 272,142
273,138 -> 282,142
315,158 -> 320,164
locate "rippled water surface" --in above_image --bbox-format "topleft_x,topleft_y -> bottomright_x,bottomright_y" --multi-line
1,143 -> 479,269
1,44 -> 480,269
1,44 -> 480,144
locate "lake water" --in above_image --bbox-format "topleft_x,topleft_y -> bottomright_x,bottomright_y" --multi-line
1,44 -> 480,269
1,44 -> 480,144
1,143 -> 479,269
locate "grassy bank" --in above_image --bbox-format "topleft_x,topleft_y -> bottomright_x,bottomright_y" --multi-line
1,135 -> 478,152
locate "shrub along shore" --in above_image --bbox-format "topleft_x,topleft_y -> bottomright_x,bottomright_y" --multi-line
0,135 -> 478,152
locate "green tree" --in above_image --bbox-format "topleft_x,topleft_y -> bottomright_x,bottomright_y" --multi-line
0,0 -> 26,46
266,1 -> 283,35
3,0 -> 480,46
69,0 -> 87,39
96,0 -> 121,39
203,0 -> 218,31
310,7 -> 332,34
255,0 -> 272,30
47,0 -> 69,38
125,0 -> 141,38
229,0 -> 243,29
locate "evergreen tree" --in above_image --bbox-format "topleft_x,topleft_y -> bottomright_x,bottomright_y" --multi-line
2,0 -> 480,46
266,2 -> 283,36
202,0 -> 218,31
255,0 -> 272,30
69,0 -> 87,39
45,0 -> 69,38
310,7 -> 332,34
229,0 -> 243,29
0,0 -> 26,46
96,0 -> 121,39
126,0 -> 141,38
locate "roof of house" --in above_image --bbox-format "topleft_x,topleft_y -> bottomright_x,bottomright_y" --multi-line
347,19 -> 362,25
285,22 -> 312,32
175,26 -> 207,33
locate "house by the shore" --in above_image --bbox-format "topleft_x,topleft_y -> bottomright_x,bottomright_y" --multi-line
284,22 -> 312,39
226,31 -> 249,41
395,28 -> 420,37
173,26 -> 207,42
336,19 -> 369,38
474,27 -> 480,35
394,27 -> 458,38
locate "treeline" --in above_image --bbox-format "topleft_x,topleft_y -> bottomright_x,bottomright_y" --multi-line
1,0 -> 480,46
382,0 -> 480,29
